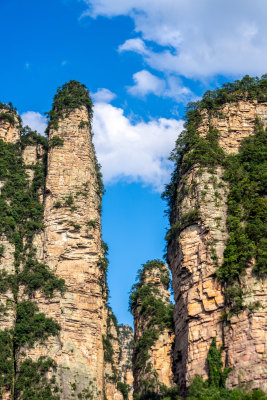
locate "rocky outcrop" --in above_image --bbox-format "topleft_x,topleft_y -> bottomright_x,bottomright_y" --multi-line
131,260 -> 175,398
167,92 -> 267,392
0,104 -> 20,143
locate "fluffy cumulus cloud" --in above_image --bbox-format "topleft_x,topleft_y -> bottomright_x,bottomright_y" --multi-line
82,0 -> 267,78
21,99 -> 183,191
127,70 -> 165,97
91,88 -> 117,103
21,111 -> 47,135
127,69 -> 194,103
92,101 -> 183,191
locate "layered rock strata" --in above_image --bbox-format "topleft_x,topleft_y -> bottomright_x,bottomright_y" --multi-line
25,105 -> 106,398
131,260 -> 175,397
167,97 -> 267,392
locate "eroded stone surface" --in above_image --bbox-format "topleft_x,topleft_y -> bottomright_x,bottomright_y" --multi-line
169,100 -> 267,391
199,100 -> 267,153
22,107 -> 106,399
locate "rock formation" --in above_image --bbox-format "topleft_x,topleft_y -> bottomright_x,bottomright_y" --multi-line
130,260 -> 175,399
118,325 -> 134,400
1,75 -> 266,400
0,103 -> 20,143
26,83 -> 106,398
0,81 -> 134,400
164,76 -> 267,393
103,309 -> 134,400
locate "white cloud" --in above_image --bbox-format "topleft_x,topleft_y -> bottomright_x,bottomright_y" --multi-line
21,101 -> 183,191
92,88 -> 116,103
127,70 -> 194,103
92,101 -> 183,191
118,38 -> 148,55
82,0 -> 267,78
128,70 -> 165,97
21,111 -> 47,135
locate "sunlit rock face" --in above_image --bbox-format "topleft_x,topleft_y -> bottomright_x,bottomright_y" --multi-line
168,99 -> 267,392
0,106 -> 20,143
25,105 -> 106,399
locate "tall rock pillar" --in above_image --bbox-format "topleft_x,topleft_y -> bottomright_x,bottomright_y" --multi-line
165,80 -> 267,392
130,260 -> 175,398
26,81 -> 106,399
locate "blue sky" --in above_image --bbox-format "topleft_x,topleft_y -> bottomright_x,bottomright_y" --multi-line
0,0 -> 266,326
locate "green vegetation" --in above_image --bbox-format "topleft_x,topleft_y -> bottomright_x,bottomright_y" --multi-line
0,128 -> 64,398
86,219 -> 97,229
15,357 -> 59,400
216,119 -> 267,313
162,75 -> 267,315
79,121 -> 90,129
46,80 -> 93,132
134,385 -> 180,400
134,338 -> 266,399
166,209 -> 200,243
117,381 -> 130,400
103,307 -> 119,366
14,301 -> 60,348
162,74 -> 267,218
103,308 -> 131,400
130,260 -> 174,398
0,102 -> 22,127
99,241 -> 110,300
49,135 -> 64,148
0,112 -> 16,125
20,126 -> 48,149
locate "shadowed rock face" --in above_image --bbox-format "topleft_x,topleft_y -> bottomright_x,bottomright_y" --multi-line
103,315 -> 134,400
118,325 -> 134,400
168,99 -> 267,392
131,261 -> 175,397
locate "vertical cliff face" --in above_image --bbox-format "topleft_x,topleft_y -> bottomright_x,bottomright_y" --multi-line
103,309 -> 134,400
0,82 -> 111,399
130,260 -> 175,399
103,308 -> 123,400
118,325 -> 134,400
165,77 -> 267,392
28,83 -> 106,399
